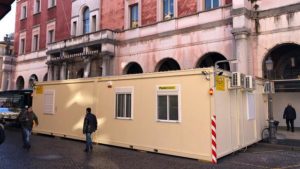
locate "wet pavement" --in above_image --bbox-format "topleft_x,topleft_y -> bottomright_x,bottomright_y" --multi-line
1,128 -> 300,169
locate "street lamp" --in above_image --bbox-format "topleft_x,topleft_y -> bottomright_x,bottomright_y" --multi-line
265,57 -> 277,144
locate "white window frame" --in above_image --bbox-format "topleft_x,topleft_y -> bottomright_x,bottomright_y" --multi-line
32,34 -> 39,52
48,0 -> 56,8
44,90 -> 55,114
20,2 -> 28,19
246,92 -> 256,120
71,20 -> 78,36
48,30 -> 55,44
156,85 -> 181,123
46,21 -> 56,45
115,87 -> 134,120
124,0 -> 141,29
19,38 -> 25,54
31,26 -> 40,52
34,0 -> 41,14
157,0 -> 177,22
204,0 -> 220,10
19,32 -> 26,55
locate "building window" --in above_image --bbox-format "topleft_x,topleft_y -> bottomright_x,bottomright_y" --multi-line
115,87 -> 133,119
92,15 -> 97,32
48,30 -> 55,43
21,6 -> 27,19
157,85 -> 180,122
20,38 -> 25,54
83,8 -> 90,34
72,21 -> 77,36
205,0 -> 219,10
130,4 -> 138,28
34,0 -> 41,14
48,0 -> 56,8
32,35 -> 39,52
163,0 -> 174,20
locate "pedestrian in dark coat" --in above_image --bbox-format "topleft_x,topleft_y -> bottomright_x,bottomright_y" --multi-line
17,106 -> 39,149
283,104 -> 297,132
83,107 -> 97,152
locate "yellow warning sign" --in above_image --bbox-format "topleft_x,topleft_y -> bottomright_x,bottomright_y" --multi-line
35,85 -> 43,94
216,76 -> 225,91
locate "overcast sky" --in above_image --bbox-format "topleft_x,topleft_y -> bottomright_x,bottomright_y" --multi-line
0,1 -> 16,41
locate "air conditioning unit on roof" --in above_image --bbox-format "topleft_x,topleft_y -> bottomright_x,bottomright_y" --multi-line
229,72 -> 245,89
244,75 -> 256,91
263,81 -> 275,94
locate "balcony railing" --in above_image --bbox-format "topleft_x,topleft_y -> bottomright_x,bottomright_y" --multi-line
47,29 -> 116,53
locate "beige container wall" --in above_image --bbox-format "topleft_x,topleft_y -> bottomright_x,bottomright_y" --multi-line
32,80 -> 98,139
215,79 -> 268,158
33,69 -> 214,161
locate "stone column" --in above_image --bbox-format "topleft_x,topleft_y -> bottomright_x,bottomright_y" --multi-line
53,64 -> 60,80
232,29 -> 250,74
84,58 -> 91,78
47,65 -> 54,81
231,0 -> 253,74
60,62 -> 67,80
102,55 -> 111,76
1,70 -> 8,91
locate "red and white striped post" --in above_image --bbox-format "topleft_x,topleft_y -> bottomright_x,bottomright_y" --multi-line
211,115 -> 217,164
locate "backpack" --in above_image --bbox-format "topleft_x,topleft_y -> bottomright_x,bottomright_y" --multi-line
18,111 -> 29,124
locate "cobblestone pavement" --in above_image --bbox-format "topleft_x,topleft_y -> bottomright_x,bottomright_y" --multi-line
1,129 -> 300,169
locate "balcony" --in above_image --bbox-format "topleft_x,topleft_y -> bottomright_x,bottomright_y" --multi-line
47,29 -> 116,53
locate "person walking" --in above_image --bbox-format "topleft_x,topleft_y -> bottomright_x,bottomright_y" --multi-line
283,104 -> 297,132
83,107 -> 98,152
17,106 -> 39,150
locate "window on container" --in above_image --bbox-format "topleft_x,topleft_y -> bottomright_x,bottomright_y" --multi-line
21,6 -> 27,19
48,30 -> 55,43
72,21 -> 77,36
35,0 -> 41,13
115,93 -> 132,119
92,15 -> 97,32
83,8 -> 90,34
205,0 -> 219,10
163,0 -> 174,20
157,94 -> 178,121
130,4 -> 138,28
20,38 -> 25,54
32,35 -> 39,52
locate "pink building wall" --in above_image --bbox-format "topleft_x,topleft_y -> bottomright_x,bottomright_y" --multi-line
13,0 -> 300,89
101,0 -> 125,30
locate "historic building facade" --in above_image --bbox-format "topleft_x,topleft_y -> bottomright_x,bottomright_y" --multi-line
0,34 -> 14,91
14,0 -> 72,89
13,0 -> 300,89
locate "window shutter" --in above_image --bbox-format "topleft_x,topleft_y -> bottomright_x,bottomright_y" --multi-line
44,90 -> 55,114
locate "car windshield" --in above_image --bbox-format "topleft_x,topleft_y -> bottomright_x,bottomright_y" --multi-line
0,94 -> 24,113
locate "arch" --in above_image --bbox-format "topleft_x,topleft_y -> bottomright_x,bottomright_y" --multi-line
123,62 -> 143,74
29,74 -> 38,89
155,58 -> 181,72
82,7 -> 90,34
196,52 -> 230,71
43,73 -> 48,81
77,68 -> 84,78
262,43 -> 300,80
16,76 -> 25,90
